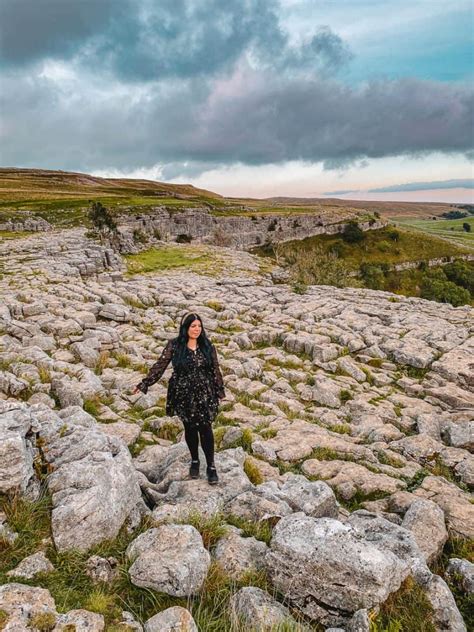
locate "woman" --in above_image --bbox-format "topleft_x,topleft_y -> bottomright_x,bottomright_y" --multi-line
133,312 -> 226,485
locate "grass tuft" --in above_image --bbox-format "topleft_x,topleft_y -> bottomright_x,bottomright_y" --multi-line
370,576 -> 436,632
243,457 -> 264,485
226,515 -> 274,545
176,511 -> 229,551
29,612 -> 57,631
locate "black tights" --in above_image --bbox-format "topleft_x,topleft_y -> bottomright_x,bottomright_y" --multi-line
184,423 -> 215,467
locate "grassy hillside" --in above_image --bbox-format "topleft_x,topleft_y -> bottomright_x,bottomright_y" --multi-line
259,225 -> 471,270
395,217 -> 474,251
0,168 -> 461,229
254,225 -> 474,306
0,167 -> 228,226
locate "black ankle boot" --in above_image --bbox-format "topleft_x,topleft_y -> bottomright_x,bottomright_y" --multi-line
207,464 -> 218,485
189,460 -> 200,479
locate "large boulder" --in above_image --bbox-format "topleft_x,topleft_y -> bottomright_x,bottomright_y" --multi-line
126,524 -> 211,597
346,510 -> 430,579
265,513 -> 410,626
31,404 -> 145,552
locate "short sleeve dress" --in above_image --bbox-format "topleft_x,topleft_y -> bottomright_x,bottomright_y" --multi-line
136,338 -> 226,429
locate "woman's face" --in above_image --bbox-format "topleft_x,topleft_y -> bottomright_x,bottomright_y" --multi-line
187,318 -> 202,339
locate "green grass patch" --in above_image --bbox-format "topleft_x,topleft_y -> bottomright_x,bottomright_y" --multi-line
83,396 -> 102,418
124,245 -> 221,276
175,511 -> 229,550
225,515 -> 274,545
0,230 -> 35,240
395,217 -> 474,250
376,451 -> 405,469
370,576 -> 436,632
340,389 -> 353,403
338,489 -> 391,512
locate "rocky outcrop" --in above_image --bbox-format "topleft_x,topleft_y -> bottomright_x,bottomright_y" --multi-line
119,206 -> 387,250
0,216 -> 52,232
1,227 -> 472,630
0,402 -> 145,552
0,404 -> 38,497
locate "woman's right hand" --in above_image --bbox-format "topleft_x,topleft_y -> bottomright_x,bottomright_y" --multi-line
132,386 -> 141,395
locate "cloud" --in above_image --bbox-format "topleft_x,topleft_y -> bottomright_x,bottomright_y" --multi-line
369,179 -> 474,192
0,0 -> 130,67
0,1 -> 471,178
0,0 -> 350,80
1,67 -> 472,175
325,178 -> 474,195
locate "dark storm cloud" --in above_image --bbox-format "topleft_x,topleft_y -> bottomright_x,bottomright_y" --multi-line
1,71 -> 472,175
0,0 -> 351,79
0,1 -> 471,175
0,0 -> 132,67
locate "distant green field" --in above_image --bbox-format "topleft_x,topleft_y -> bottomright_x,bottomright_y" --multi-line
394,216 -> 474,250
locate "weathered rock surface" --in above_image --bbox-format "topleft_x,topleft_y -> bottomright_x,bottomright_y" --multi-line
401,498 -> 448,565
414,476 -> 474,540
144,606 -> 198,632
0,403 -> 37,497
126,524 -> 211,596
0,402 -> 145,552
229,586 -> 299,631
424,574 -> 467,632
213,527 -> 268,579
1,227 -> 473,631
265,513 -> 410,626
0,583 -> 105,631
6,552 -> 55,579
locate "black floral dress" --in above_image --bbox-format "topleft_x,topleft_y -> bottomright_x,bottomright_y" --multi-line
136,337 -> 226,429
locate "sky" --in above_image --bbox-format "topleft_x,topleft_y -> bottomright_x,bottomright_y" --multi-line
0,0 -> 473,202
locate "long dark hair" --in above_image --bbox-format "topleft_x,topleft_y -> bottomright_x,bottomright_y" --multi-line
171,312 -> 213,371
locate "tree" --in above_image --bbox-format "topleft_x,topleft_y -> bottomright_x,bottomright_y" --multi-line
463,222 -> 471,232
420,269 -> 470,306
360,263 -> 385,290
444,260 -> 474,294
285,244 -> 357,288
342,221 -> 365,244
88,201 -> 117,234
